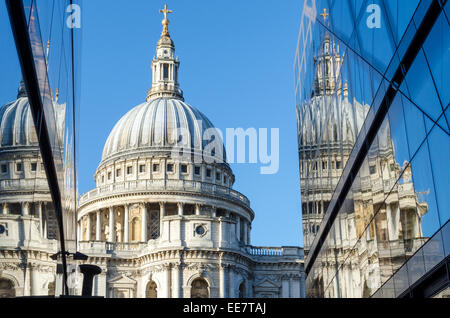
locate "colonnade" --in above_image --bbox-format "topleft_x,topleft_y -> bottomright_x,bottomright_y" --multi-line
78,202 -> 251,245
0,201 -> 52,238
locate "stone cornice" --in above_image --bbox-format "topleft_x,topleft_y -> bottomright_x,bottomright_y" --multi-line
77,247 -> 303,273
78,189 -> 254,219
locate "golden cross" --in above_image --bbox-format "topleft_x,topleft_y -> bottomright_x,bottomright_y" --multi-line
160,4 -> 172,20
320,8 -> 329,22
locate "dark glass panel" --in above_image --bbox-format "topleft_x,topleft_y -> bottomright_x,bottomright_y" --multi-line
422,230 -> 445,272
386,94 -> 413,177
408,137 -> 440,239
422,11 -> 450,119
401,94 -> 427,157
426,119 -> 450,226
393,264 -> 409,297
405,248 -> 426,287
399,49 -> 443,125
442,220 -> 450,257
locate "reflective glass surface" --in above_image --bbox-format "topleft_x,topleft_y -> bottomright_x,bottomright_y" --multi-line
0,0 -> 80,297
296,0 -> 449,298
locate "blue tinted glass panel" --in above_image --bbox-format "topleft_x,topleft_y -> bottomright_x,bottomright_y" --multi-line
422,11 -> 450,112
393,264 -> 409,297
400,49 -> 443,125
422,230 -> 445,272
402,94 -> 427,156
409,138 -> 441,239
426,123 -> 450,226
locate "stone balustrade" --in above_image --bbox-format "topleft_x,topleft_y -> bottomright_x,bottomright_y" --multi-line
79,179 -> 250,207
247,246 -> 304,258
0,178 -> 50,191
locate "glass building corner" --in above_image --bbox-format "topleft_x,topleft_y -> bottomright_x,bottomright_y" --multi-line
295,0 -> 449,298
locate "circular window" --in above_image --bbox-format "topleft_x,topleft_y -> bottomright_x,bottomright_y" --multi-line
0,225 -> 5,235
195,225 -> 206,236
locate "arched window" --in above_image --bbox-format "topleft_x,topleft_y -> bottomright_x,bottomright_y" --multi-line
238,281 -> 246,298
146,280 -> 157,298
0,278 -> 15,298
191,278 -> 209,298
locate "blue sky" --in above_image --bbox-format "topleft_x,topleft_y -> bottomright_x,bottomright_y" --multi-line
1,0 -> 448,249
77,0 -> 304,247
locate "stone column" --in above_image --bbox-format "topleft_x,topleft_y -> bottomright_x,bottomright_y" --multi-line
22,202 -> 30,216
86,214 -> 91,241
1,202 -> 7,215
124,204 -> 129,243
219,212 -> 229,247
246,276 -> 253,298
141,204 -> 148,242
292,275 -> 301,298
229,265 -> 235,298
159,202 -> 165,239
230,214 -> 235,243
24,264 -> 32,296
177,202 -> 184,216
300,271 -> 306,298
393,204 -> 400,240
172,263 -> 181,298
281,276 -> 290,298
236,216 -> 241,242
289,276 -> 294,298
165,264 -> 172,298
211,206 -> 217,218
195,204 -> 201,216
220,263 -> 228,298
77,221 -> 81,242
108,207 -> 115,242
43,206 -> 47,238
38,202 -> 43,235
96,210 -> 101,241
160,202 -> 166,217
243,220 -> 248,245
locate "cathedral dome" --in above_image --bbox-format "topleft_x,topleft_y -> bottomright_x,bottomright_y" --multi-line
0,96 -> 38,149
0,83 -> 66,152
101,97 -> 226,164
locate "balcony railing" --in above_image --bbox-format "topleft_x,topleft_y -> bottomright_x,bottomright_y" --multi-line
0,178 -> 50,192
79,179 -> 250,207
79,241 -> 146,253
246,246 -> 303,258
78,241 -> 303,260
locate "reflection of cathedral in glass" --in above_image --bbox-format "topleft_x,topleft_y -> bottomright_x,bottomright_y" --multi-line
0,81 -> 65,296
298,32 -> 429,297
299,33 -> 369,253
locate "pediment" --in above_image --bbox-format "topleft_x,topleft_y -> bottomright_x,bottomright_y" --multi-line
108,274 -> 137,285
255,278 -> 280,288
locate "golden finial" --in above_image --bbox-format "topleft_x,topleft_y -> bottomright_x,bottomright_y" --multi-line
159,4 -> 173,36
320,8 -> 329,22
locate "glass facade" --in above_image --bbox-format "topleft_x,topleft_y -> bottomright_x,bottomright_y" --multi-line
295,0 -> 449,297
0,0 -> 80,296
